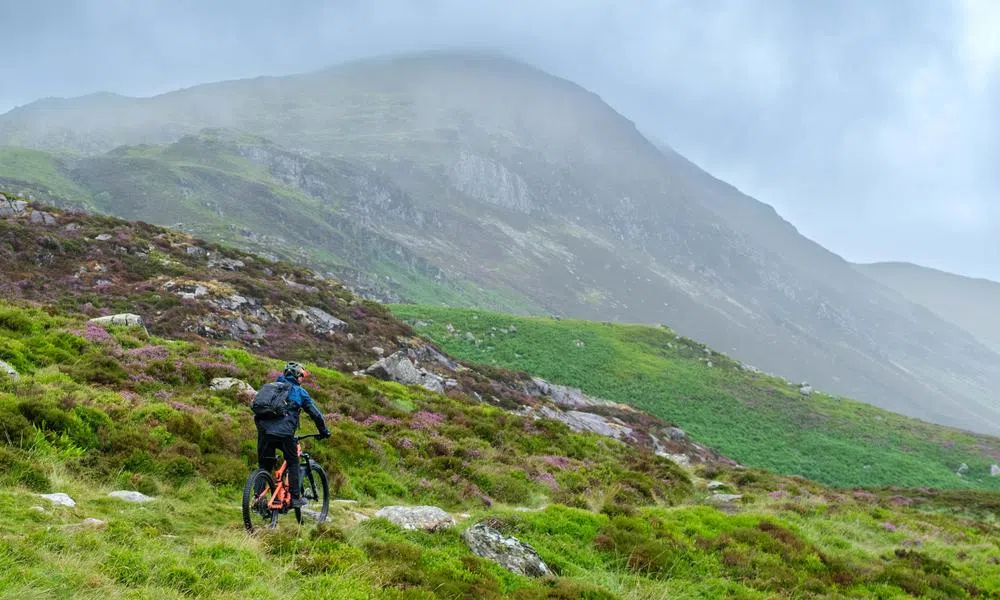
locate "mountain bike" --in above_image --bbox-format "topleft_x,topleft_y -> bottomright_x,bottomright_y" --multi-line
242,433 -> 330,533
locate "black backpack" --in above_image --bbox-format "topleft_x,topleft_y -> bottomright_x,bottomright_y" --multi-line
251,381 -> 293,419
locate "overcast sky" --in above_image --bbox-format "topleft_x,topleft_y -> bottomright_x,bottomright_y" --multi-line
2,1 -> 998,280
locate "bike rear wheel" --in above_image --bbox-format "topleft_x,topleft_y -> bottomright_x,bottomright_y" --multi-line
295,461 -> 330,525
242,468 -> 276,534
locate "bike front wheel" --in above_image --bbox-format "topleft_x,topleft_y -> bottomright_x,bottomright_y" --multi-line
242,468 -> 276,534
295,461 -> 330,525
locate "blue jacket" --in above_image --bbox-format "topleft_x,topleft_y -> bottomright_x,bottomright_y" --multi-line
254,375 -> 329,438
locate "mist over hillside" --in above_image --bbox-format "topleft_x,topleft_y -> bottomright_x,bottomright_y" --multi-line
856,262 -> 1000,355
1,52 -> 998,434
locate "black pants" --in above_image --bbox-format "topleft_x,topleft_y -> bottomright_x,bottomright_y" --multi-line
257,431 -> 301,499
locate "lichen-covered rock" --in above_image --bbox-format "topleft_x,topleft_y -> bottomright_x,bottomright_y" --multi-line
109,490 -> 155,503
374,505 -> 455,531
462,522 -> 550,577
0,359 -> 18,381
957,463 -> 969,475
89,313 -> 145,328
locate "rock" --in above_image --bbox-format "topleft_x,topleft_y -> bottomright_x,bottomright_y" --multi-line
282,277 -> 319,294
374,505 -> 455,532
371,346 -> 385,357
209,257 -> 245,271
408,345 -> 463,372
708,493 -> 744,504
363,351 -> 446,393
215,294 -> 249,311
799,383 -> 813,396
108,490 -> 155,503
532,406 -> 633,441
0,198 -> 28,216
64,223 -> 81,232
957,463 -> 969,475
0,359 -> 18,381
30,506 -> 46,513
534,378 -> 628,411
462,522 -> 550,577
81,518 -> 107,528
420,374 -> 445,394
94,233 -> 113,241
39,493 -> 76,507
89,313 -> 145,328
706,481 -> 728,490
176,284 -> 209,300
184,246 -> 207,257
992,464 -> 1000,477
291,307 -> 347,334
663,427 -> 688,441
29,210 -> 57,225
209,377 -> 256,397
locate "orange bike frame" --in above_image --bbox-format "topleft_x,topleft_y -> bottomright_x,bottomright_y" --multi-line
260,442 -> 303,510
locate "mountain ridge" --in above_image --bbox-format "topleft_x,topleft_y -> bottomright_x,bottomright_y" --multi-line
1,51 -> 998,434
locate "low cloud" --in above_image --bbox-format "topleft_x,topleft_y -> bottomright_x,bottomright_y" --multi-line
1,1 -> 997,278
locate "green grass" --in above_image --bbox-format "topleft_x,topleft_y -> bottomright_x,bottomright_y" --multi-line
0,301 -> 998,597
389,305 -> 1000,491
0,147 -> 93,202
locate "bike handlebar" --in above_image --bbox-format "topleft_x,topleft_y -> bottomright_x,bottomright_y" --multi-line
294,433 -> 324,441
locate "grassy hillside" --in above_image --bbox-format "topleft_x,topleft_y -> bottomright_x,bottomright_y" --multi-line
857,262 -> 1000,355
2,303 -> 1000,599
390,305 -> 1000,491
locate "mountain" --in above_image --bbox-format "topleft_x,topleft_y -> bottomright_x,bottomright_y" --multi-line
856,262 -> 1000,355
1,195 -> 999,598
1,51 -> 999,434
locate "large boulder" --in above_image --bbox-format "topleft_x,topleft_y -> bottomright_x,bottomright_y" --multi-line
462,522 -> 550,577
363,351 -> 446,393
374,506 -> 455,532
991,464 -> 999,477
291,306 -> 347,335
0,359 -> 18,381
89,313 -> 145,328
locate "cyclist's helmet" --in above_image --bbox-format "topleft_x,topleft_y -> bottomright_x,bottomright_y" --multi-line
283,361 -> 309,380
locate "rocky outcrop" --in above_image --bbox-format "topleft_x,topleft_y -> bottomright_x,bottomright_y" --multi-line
992,464 -> 1000,477
89,313 -> 146,328
362,351 -> 445,393
462,522 -> 550,577
374,505 -> 455,532
0,359 -> 18,381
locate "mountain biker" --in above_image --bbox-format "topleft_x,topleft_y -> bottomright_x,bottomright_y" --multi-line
255,361 -> 330,508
